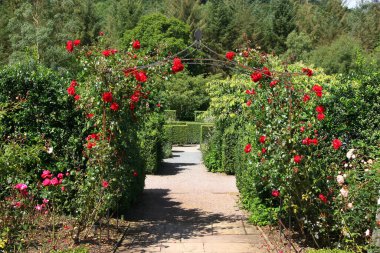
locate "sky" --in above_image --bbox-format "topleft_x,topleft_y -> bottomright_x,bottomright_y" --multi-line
343,0 -> 374,8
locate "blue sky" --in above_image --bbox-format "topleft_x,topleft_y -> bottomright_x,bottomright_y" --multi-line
344,0 -> 374,8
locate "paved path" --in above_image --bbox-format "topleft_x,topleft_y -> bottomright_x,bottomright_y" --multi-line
117,145 -> 275,253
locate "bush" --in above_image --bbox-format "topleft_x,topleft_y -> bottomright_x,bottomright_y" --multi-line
165,122 -> 214,144
164,110 -> 177,121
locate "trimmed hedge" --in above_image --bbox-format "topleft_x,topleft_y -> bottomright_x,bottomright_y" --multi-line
194,110 -> 206,122
165,121 -> 214,144
164,110 -> 177,121
200,125 -> 214,144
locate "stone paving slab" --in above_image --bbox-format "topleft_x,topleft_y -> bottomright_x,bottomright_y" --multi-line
117,145 -> 275,253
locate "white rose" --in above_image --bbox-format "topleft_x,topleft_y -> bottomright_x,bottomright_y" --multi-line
340,188 -> 349,198
336,175 -> 344,185
365,229 -> 370,237
347,203 -> 353,209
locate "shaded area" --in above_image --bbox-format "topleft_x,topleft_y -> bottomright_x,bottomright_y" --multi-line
157,162 -> 198,176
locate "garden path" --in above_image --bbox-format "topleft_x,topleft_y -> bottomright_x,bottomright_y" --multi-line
117,145 -> 276,253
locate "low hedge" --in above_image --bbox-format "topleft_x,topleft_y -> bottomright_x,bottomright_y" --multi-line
165,121 -> 214,144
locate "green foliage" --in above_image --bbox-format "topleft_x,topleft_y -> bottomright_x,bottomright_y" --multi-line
123,13 -> 190,55
55,247 -> 89,253
164,110 -> 177,121
165,122 -> 213,144
200,125 -> 214,144
306,249 -> 354,253
284,31 -> 313,62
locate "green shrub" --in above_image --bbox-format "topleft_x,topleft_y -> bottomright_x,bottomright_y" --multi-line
164,110 -> 177,121
306,250 -> 354,253
200,125 -> 214,144
165,122 -> 214,144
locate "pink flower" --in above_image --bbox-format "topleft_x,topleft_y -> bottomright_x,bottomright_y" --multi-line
246,99 -> 252,107
70,80 -> 78,87
57,173 -> 64,179
340,187 -> 349,198
86,113 -> 94,119
43,198 -> 49,204
225,51 -> 235,61
102,180 -> 109,188
42,178 -> 51,187
51,177 -> 59,186
244,144 -> 252,153
61,186 -> 65,191
332,139 -> 342,150
13,201 -> 22,208
15,183 -> 28,191
35,204 -> 43,211
102,50 -> 111,57
271,189 -> 280,198
300,126 -> 305,132
110,102 -> 119,111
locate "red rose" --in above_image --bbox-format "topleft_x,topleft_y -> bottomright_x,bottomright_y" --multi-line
259,135 -> 266,144
99,31 -> 105,36
66,40 -> 73,52
132,40 -> 141,49
102,180 -> 109,188
302,138 -> 311,145
244,143 -> 252,153
262,67 -> 271,78
312,85 -> 323,97
86,113 -> 94,119
271,189 -> 280,198
245,89 -> 256,95
67,86 -> 75,96
102,92 -> 113,103
225,51 -> 235,61
310,139 -> 318,145
270,80 -> 278,88
332,139 -> 342,150
133,171 -> 138,177
302,68 -> 313,77
261,148 -> 267,154
123,67 -> 137,77
317,113 -> 325,121
316,105 -> 325,113
251,71 -> 262,82
303,94 -> 310,102
172,58 -> 184,73
318,193 -> 328,204
74,95 -> 80,101
102,50 -> 111,57
110,102 -> 119,111
70,80 -> 78,87
246,99 -> 252,107
74,40 -> 81,46
300,126 -> 305,132
294,155 -> 302,163
87,142 -> 96,149
129,102 -> 135,111
242,51 -> 249,57
134,71 -> 147,83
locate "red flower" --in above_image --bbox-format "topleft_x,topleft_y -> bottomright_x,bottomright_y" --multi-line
41,170 -> 52,179
262,67 -> 271,78
293,155 -> 302,163
270,80 -> 278,88
99,31 -> 105,36
102,92 -> 113,103
102,180 -> 109,188
74,95 -> 80,101
133,171 -> 138,177
67,86 -> 75,96
74,40 -> 81,46
132,40 -> 141,49
86,113 -> 94,119
172,58 -> 184,73
310,139 -> 318,145
110,102 -> 119,111
225,51 -> 235,61
102,50 -> 111,57
123,67 -> 137,77
316,105 -> 325,113
246,99 -> 252,107
66,40 -> 73,52
271,189 -> 280,198
318,193 -> 328,203
244,143 -> 252,153
261,148 -> 267,154
87,142 -> 96,149
242,51 -> 249,57
70,80 -> 78,87
312,85 -> 323,97
332,139 -> 342,150
302,68 -> 313,77
259,135 -> 266,144
245,89 -> 256,95
251,71 -> 262,82
134,71 -> 147,83
51,177 -> 60,186
303,94 -> 310,102
317,113 -> 325,121
300,126 -> 305,132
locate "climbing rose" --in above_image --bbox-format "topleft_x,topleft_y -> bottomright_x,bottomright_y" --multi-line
15,183 -> 28,191
225,51 -> 235,61
99,31 -> 105,36
317,113 -> 325,121
67,86 -> 75,96
270,80 -> 278,88
259,135 -> 266,144
312,85 -> 323,97
319,193 -> 328,203
87,142 -> 96,149
86,113 -> 94,119
246,100 -> 252,107
134,71 -> 147,83
300,126 -> 305,132
251,71 -> 262,82
245,89 -> 256,95
57,173 -> 64,179
262,67 -> 271,78
133,171 -> 138,177
271,189 -> 280,198
316,105 -> 325,113
42,178 -> 51,187
244,144 -> 252,153
35,204 -> 43,211
73,40 -> 81,46
261,148 -> 267,154
242,50 -> 249,57
66,40 -> 73,52
102,92 -> 113,103
332,139 -> 342,150
132,40 -> 140,49
102,50 -> 111,57
172,58 -> 184,73
303,94 -> 310,102
70,80 -> 78,87
74,95 -> 80,101
294,155 -> 302,163
51,177 -> 59,186
302,68 -> 313,77
110,102 -> 119,111
41,170 -> 52,179
340,187 -> 349,198
43,198 -> 49,204
102,180 -> 109,188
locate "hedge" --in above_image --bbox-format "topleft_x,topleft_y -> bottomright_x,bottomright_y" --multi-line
165,121 -> 214,144
164,110 -> 177,121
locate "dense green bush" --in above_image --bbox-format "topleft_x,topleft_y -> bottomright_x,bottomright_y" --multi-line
165,122 -> 213,144
164,110 -> 177,121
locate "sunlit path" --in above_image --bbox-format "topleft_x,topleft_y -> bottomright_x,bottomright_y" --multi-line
117,145 -> 275,253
